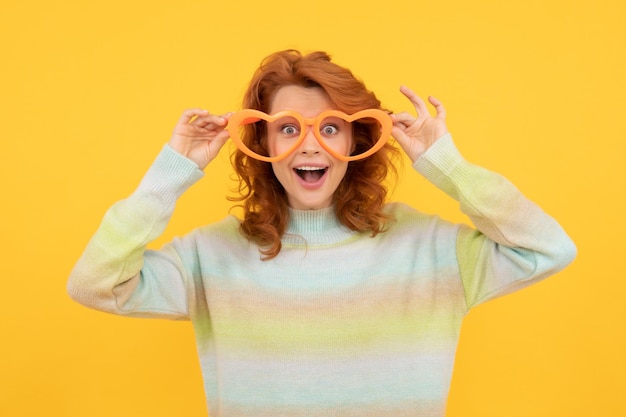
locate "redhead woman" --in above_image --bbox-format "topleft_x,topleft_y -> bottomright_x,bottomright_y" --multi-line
68,50 -> 576,417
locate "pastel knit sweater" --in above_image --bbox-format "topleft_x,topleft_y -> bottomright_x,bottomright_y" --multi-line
67,134 -> 576,417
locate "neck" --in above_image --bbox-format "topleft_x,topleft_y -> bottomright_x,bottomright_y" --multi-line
283,206 -> 357,246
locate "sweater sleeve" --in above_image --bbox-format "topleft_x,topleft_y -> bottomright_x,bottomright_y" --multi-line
67,145 -> 205,319
414,134 -> 577,309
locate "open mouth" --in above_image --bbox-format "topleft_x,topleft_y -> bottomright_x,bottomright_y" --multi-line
294,166 -> 328,183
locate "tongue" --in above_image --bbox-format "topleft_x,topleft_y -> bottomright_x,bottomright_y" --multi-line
301,170 -> 324,182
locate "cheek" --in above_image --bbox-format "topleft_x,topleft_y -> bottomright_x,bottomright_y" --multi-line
341,133 -> 355,155
334,162 -> 350,184
266,136 -> 277,156
267,136 -> 288,157
321,134 -> 353,156
270,160 -> 290,182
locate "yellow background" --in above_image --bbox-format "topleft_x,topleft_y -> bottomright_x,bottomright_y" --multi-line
1,0 -> 624,415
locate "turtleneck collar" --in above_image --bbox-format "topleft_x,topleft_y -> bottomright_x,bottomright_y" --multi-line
282,206 -> 358,246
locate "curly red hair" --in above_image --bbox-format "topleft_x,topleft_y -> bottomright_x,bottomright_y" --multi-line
230,50 -> 399,259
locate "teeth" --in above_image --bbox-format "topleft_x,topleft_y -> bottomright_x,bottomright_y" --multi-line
295,166 -> 326,171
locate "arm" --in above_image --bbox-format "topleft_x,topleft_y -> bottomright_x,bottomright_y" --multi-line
415,134 -> 576,307
67,109 -> 231,318
67,145 -> 203,318
392,87 -> 576,308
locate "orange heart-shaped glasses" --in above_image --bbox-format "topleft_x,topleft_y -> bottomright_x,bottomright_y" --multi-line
227,109 -> 392,162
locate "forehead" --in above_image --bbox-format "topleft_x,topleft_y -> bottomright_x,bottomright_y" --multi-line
269,85 -> 335,117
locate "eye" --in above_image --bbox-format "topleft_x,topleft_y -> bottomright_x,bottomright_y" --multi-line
321,124 -> 339,136
280,124 -> 300,136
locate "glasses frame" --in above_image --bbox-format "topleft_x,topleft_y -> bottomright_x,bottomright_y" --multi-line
227,109 -> 392,162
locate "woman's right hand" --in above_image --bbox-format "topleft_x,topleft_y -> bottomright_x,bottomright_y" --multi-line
168,109 -> 232,170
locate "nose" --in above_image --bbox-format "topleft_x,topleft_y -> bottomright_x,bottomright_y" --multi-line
299,126 -> 321,155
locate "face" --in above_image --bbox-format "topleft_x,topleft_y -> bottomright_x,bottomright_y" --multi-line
267,85 -> 351,210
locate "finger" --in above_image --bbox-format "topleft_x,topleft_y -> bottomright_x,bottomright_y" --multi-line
192,113 -> 228,127
428,96 -> 447,119
391,125 -> 422,163
391,126 -> 409,154
390,112 -> 416,127
399,85 -> 429,117
178,108 -> 209,125
207,129 -> 232,157
220,112 -> 235,121
209,112 -> 234,127
391,125 -> 410,144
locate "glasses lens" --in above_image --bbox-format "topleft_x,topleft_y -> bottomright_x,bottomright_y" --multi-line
265,115 -> 304,159
318,116 -> 384,159
315,116 -> 353,157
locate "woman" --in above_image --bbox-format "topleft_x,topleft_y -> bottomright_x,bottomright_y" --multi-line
68,50 -> 576,417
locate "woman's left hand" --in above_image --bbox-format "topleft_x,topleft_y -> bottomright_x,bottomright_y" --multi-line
391,85 -> 449,162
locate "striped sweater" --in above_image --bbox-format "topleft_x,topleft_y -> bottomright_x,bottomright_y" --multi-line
68,134 -> 576,416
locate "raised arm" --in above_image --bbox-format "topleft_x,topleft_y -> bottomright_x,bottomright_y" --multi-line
67,109 -> 232,318
392,87 -> 576,308
416,135 -> 576,307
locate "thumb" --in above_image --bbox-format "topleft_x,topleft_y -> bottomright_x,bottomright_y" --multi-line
391,126 -> 423,162
210,130 -> 231,154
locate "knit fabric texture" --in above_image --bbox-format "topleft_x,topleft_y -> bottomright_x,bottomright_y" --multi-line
68,134 -> 576,416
